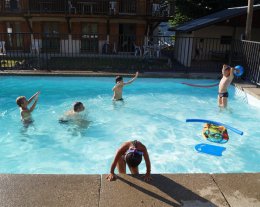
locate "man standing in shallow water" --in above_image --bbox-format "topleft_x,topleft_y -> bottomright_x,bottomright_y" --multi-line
112,72 -> 139,101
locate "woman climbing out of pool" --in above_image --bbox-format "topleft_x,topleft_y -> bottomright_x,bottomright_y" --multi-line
106,140 -> 152,182
112,71 -> 139,101
218,64 -> 236,108
16,91 -> 40,123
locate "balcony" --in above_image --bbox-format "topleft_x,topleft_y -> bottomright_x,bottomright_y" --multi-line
0,0 -> 173,17
27,0 -> 138,15
0,0 -> 28,13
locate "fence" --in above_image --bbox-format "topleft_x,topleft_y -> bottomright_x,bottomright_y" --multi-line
173,37 -> 246,72
240,40 -> 260,85
0,0 -> 173,17
0,33 -> 175,71
0,33 -> 259,85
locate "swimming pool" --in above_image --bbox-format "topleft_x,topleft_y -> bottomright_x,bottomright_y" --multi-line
0,76 -> 259,174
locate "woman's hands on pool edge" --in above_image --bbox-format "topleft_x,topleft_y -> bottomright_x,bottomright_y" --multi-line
143,172 -> 152,182
106,173 -> 152,182
106,173 -> 117,181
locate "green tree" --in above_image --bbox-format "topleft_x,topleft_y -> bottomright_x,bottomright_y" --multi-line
170,0 -> 250,27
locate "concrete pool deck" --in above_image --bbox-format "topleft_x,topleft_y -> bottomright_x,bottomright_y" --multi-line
0,173 -> 259,207
0,70 -> 259,206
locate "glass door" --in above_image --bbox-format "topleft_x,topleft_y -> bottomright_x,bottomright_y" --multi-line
6,22 -> 23,50
119,0 -> 136,14
42,22 -> 60,52
119,23 -> 136,52
81,23 -> 98,53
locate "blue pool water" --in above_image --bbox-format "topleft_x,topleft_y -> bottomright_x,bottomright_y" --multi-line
0,76 -> 259,174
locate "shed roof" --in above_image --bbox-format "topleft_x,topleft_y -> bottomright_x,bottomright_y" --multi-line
170,4 -> 260,32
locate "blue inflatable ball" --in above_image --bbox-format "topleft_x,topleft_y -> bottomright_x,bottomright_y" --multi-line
234,65 -> 244,77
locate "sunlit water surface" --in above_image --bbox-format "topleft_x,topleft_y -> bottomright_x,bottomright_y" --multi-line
0,76 -> 259,174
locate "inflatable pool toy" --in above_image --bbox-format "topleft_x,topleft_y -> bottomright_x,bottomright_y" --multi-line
202,124 -> 229,144
234,65 -> 244,77
186,119 -> 243,135
195,143 -> 226,156
181,82 -> 219,88
187,119 -> 243,135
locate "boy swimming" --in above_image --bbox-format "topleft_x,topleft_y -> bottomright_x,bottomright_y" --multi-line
59,102 -> 85,123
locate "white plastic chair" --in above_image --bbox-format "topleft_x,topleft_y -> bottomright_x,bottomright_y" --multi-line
112,42 -> 117,54
0,41 -> 6,54
152,3 -> 160,16
31,39 -> 41,54
68,0 -> 76,14
109,1 -> 116,15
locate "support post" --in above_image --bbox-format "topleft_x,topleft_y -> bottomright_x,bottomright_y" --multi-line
245,0 -> 254,40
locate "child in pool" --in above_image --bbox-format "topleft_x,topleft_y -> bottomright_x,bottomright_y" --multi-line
106,140 -> 152,182
218,64 -> 235,108
16,91 -> 40,123
59,102 -> 85,123
112,72 -> 139,101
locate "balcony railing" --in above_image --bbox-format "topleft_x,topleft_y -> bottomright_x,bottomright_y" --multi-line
0,0 -> 173,17
0,0 -> 28,13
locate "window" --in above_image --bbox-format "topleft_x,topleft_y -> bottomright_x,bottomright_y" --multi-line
43,23 -> 59,37
42,23 -> 60,52
119,0 -> 136,14
119,24 -> 136,52
5,0 -> 19,10
6,22 -> 23,49
81,23 -> 98,53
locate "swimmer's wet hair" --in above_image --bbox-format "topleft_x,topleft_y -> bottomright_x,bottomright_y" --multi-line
73,102 -> 83,112
125,152 -> 142,167
115,76 -> 123,83
16,96 -> 26,107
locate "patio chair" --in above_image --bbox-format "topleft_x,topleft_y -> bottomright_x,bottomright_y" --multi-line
112,42 -> 117,54
109,1 -> 116,15
152,3 -> 160,16
143,45 -> 152,58
154,44 -> 161,58
68,0 -> 76,14
31,39 -> 41,54
134,43 -> 142,56
159,1 -> 170,16
0,41 -> 6,54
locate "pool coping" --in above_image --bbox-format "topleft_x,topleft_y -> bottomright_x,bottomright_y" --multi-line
0,173 -> 259,207
233,81 -> 260,101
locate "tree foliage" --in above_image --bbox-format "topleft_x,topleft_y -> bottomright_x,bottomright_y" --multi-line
170,0 -> 256,27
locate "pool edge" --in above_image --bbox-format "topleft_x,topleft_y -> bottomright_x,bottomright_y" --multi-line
0,173 -> 259,207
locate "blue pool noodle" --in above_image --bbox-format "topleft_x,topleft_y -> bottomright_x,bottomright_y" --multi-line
186,119 -> 243,135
